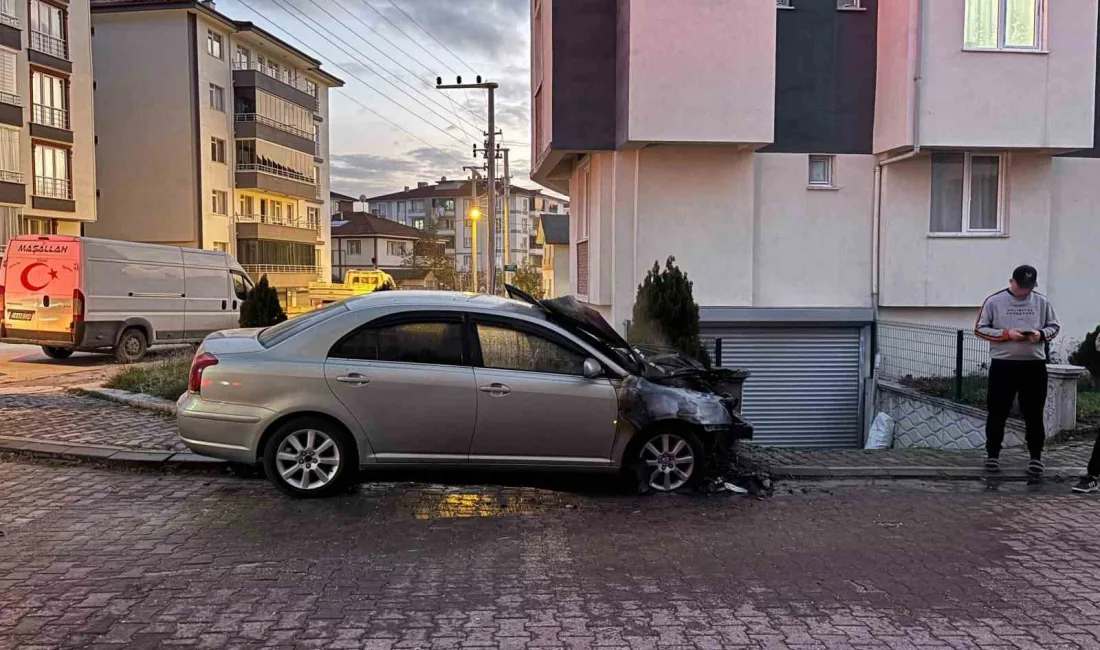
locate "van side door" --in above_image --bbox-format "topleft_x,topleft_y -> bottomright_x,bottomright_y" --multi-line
182,251 -> 232,340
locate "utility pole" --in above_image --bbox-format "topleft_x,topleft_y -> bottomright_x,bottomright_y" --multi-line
438,75 -> 499,294
502,148 -> 511,286
463,165 -> 485,292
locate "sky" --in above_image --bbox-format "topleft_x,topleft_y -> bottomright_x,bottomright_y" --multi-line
216,0 -> 536,200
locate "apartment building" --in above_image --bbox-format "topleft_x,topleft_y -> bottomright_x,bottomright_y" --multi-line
88,0 -> 342,303
531,0 -> 1100,448
367,178 -> 539,277
0,0 -> 96,256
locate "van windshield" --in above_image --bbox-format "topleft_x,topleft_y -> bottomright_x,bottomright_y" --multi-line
257,301 -> 348,348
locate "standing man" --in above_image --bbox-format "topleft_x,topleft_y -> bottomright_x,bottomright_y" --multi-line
975,265 -> 1060,478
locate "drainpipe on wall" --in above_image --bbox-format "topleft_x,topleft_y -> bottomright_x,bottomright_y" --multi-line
872,0 -> 925,314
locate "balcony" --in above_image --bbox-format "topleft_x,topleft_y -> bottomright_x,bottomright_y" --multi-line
232,60 -> 318,112
235,163 -> 317,201
0,92 -> 20,127
234,113 -> 316,156
30,103 -> 71,143
0,169 -> 23,203
32,175 -> 74,212
29,31 -> 70,72
0,11 -> 19,52
235,212 -> 321,245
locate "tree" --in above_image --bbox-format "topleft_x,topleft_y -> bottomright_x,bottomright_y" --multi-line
239,275 -> 287,328
403,216 -> 458,290
1069,326 -> 1100,386
510,265 -> 543,299
630,257 -> 711,367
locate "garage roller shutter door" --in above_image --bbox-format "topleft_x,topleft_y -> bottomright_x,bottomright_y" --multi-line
704,328 -> 864,448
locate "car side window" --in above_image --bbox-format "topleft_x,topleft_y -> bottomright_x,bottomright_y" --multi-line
476,323 -> 587,376
332,321 -> 464,366
231,272 -> 250,301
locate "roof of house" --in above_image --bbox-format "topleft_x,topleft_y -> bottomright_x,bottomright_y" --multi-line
331,213 -> 423,239
330,190 -> 357,202
540,214 -> 569,245
91,0 -> 343,86
367,181 -> 538,202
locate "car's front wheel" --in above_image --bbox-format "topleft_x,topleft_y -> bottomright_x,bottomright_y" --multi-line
635,428 -> 704,493
263,418 -> 356,498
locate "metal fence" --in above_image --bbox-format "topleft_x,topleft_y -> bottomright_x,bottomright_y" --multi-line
877,321 -> 992,404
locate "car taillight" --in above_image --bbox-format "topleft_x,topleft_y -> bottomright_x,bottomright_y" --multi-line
0,283 -> 5,337
188,352 -> 218,394
73,288 -> 85,324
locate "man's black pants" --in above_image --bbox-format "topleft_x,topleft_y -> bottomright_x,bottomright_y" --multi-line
986,359 -> 1047,460
1088,433 -> 1100,477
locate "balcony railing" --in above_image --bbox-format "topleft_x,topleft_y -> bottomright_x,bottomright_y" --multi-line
234,113 -> 315,141
236,162 -> 316,185
32,103 -> 69,130
0,91 -> 21,107
30,31 -> 67,60
34,176 -> 71,200
0,170 -> 24,184
0,12 -> 19,29
232,60 -> 316,97
241,264 -> 322,280
235,212 -> 320,230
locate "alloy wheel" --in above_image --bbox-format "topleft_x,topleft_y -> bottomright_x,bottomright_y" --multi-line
640,433 -> 695,492
274,429 -> 341,490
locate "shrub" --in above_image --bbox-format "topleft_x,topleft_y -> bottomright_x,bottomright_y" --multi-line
106,354 -> 191,401
630,256 -> 711,367
239,275 -> 287,328
1069,326 -> 1100,384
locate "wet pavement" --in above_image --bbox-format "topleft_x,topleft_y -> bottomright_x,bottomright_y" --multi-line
3,457 -> 1100,649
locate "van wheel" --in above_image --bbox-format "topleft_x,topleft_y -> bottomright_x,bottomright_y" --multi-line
263,417 -> 356,498
41,346 -> 73,360
114,328 -> 147,364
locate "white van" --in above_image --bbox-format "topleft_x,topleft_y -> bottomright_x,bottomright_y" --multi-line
0,235 -> 254,362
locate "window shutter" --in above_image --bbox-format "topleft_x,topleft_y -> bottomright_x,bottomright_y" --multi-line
0,50 -> 16,96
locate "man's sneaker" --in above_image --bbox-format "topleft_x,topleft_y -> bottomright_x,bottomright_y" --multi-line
984,457 -> 1000,473
1072,476 -> 1099,493
1028,459 -> 1045,478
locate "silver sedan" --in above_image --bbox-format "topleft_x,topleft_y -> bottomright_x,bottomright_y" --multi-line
177,291 -> 752,497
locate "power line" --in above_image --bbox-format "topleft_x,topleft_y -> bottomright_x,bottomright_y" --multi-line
331,0 -> 484,127
386,0 -> 480,74
234,0 -> 467,167
277,0 -> 475,147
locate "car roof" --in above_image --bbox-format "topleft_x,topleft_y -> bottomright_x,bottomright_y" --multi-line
343,290 -> 547,319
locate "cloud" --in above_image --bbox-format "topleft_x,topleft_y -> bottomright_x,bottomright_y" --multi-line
377,0 -> 529,63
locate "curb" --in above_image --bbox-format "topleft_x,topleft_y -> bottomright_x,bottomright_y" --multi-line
769,464 -> 1085,481
0,436 -> 223,469
68,385 -> 178,416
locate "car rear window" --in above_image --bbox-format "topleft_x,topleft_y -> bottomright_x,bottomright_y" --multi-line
257,302 -> 348,348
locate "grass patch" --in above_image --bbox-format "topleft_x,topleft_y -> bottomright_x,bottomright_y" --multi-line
1079,387 -> 1100,424
106,354 -> 191,401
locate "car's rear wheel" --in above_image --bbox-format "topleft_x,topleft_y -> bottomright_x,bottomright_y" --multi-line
635,428 -> 704,493
41,346 -> 73,360
263,418 -> 355,498
114,328 -> 147,364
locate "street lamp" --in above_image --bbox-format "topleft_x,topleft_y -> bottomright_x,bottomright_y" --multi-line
467,205 -> 481,292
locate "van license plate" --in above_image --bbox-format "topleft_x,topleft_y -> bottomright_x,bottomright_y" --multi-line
8,311 -> 33,321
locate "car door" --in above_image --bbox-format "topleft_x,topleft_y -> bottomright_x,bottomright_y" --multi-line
324,312 -> 477,463
468,316 -> 619,466
229,270 -> 252,329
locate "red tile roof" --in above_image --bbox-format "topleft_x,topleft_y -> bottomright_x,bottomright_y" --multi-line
331,212 -> 424,239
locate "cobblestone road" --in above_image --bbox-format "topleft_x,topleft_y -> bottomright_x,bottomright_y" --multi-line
2,458 -> 1100,649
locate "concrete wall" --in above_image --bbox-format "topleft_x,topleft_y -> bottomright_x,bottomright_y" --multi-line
622,0 -> 774,146
919,0 -> 1098,149
198,13 -> 233,251
1049,157 -> 1100,345
872,0 -> 917,154
89,11 -> 197,244
879,152 -> 1053,308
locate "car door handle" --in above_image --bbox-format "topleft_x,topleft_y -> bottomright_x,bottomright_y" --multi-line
478,383 -> 511,396
336,373 -> 370,386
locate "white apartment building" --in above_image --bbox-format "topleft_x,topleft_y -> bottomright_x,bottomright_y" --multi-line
88,0 -> 342,303
532,0 -> 1100,448
0,0 -> 96,255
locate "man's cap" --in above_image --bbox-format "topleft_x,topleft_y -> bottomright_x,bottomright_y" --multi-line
1013,264 -> 1038,289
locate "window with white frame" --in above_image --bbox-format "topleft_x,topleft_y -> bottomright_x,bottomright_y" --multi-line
212,242 -> 228,252
0,48 -> 16,102
211,190 -> 227,215
387,241 -> 407,256
33,143 -> 68,199
210,137 -> 226,163
272,201 -> 282,221
29,0 -> 66,59
930,152 -> 1005,234
0,127 -> 19,181
411,199 -> 424,212
32,70 -> 66,129
837,0 -> 861,8
376,202 -> 387,217
777,0 -> 793,7
578,164 -> 590,240
307,206 -> 320,228
206,30 -> 223,59
0,0 -> 17,22
209,83 -> 225,111
808,155 -> 834,187
348,240 -> 361,256
965,0 -> 1044,50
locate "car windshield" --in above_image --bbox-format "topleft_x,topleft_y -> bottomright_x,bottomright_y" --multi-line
257,301 -> 348,348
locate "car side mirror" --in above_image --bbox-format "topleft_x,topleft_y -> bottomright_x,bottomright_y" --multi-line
583,358 -> 603,379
